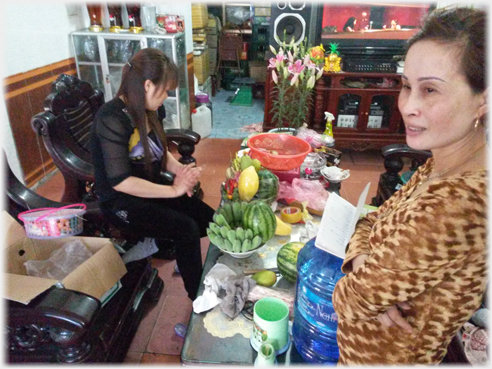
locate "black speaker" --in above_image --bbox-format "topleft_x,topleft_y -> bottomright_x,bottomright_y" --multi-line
269,1 -> 316,50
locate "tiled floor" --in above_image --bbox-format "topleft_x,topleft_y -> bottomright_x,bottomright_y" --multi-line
209,89 -> 265,139
33,138 -> 385,364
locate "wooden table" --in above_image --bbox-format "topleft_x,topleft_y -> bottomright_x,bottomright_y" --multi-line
181,220 -> 315,365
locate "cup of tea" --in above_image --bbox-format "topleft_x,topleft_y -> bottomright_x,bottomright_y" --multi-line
250,297 -> 290,354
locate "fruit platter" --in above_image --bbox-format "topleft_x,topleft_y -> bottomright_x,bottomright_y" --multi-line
221,151 -> 279,205
209,150 -> 283,258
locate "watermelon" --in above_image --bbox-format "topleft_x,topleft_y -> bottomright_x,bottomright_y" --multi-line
277,242 -> 305,283
253,169 -> 279,203
242,201 -> 276,243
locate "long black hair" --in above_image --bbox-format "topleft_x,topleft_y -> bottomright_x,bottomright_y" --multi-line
343,17 -> 357,32
116,48 -> 178,175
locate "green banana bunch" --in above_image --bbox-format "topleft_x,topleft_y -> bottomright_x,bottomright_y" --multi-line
206,212 -> 263,254
217,201 -> 248,228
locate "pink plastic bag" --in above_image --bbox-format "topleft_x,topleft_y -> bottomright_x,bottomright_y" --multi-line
278,178 -> 328,211
295,127 -> 326,148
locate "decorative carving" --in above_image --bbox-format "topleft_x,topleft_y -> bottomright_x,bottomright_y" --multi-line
10,324 -> 51,349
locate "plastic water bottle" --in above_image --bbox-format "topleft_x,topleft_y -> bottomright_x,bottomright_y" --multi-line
292,237 -> 345,364
191,105 -> 212,138
196,92 -> 213,126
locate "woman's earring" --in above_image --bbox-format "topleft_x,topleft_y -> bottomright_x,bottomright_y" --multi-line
475,118 -> 481,130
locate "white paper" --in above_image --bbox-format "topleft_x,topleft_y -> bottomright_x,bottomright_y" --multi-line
367,116 -> 383,128
122,238 -> 159,264
315,183 -> 370,259
337,115 -> 358,128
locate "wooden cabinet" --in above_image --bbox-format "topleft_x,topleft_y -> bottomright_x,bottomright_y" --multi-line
313,72 -> 406,150
263,71 -> 407,151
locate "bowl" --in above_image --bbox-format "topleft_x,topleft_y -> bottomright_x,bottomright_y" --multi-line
247,133 -> 312,171
321,166 -> 350,183
218,244 -> 265,259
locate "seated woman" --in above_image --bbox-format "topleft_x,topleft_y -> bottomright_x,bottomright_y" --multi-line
90,48 -> 215,300
343,17 -> 357,32
333,6 -> 487,364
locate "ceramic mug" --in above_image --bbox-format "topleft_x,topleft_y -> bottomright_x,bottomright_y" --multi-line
250,297 -> 290,354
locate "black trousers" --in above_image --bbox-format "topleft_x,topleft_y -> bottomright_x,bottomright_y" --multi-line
101,193 -> 215,300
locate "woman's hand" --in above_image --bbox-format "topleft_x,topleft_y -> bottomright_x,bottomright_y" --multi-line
377,302 -> 413,333
351,254 -> 369,270
173,163 -> 202,197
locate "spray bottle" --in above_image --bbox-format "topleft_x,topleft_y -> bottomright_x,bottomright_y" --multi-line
324,112 -> 335,138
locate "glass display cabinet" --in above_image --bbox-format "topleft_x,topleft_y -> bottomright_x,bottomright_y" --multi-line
312,72 -> 406,151
70,30 -> 190,129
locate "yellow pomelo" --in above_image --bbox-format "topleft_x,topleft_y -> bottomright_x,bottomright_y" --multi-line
275,215 -> 292,236
238,166 -> 259,201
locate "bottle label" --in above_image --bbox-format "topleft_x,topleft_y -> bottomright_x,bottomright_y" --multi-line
297,284 -> 338,330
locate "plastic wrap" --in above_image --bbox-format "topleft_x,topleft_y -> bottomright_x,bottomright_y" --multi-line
295,127 -> 327,148
24,239 -> 93,280
277,178 -> 329,211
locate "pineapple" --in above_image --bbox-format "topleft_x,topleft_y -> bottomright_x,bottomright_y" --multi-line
328,43 -> 339,62
325,43 -> 341,72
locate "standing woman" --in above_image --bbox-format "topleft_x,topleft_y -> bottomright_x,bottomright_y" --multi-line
91,48 -> 215,300
332,7 -> 487,364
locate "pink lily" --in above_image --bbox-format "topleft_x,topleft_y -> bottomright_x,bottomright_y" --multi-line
288,59 -> 305,75
287,50 -> 294,64
288,60 -> 305,86
303,54 -> 314,68
290,73 -> 299,86
271,70 -> 278,84
268,52 -> 286,69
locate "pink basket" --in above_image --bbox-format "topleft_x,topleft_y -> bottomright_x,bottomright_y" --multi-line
18,204 -> 87,239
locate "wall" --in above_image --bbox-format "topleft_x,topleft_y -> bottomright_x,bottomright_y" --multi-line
2,3 -> 83,181
2,1 -> 194,184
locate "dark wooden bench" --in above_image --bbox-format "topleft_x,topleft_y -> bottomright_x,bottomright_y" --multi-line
4,153 -> 164,363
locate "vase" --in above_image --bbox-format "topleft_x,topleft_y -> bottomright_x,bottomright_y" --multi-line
254,342 -> 277,366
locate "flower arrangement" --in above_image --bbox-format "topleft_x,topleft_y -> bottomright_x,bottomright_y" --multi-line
268,39 -> 325,130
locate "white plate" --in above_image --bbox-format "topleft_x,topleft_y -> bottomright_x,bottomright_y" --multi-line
218,244 -> 265,258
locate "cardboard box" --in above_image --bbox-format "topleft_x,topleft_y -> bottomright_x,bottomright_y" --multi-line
194,50 -> 210,85
209,47 -> 218,71
249,60 -> 267,82
198,76 -> 212,97
192,4 -> 208,29
3,211 -> 127,305
206,34 -> 218,48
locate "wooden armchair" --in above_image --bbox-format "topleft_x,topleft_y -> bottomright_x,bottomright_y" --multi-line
371,144 -> 432,207
4,154 -> 164,363
31,74 -> 202,204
